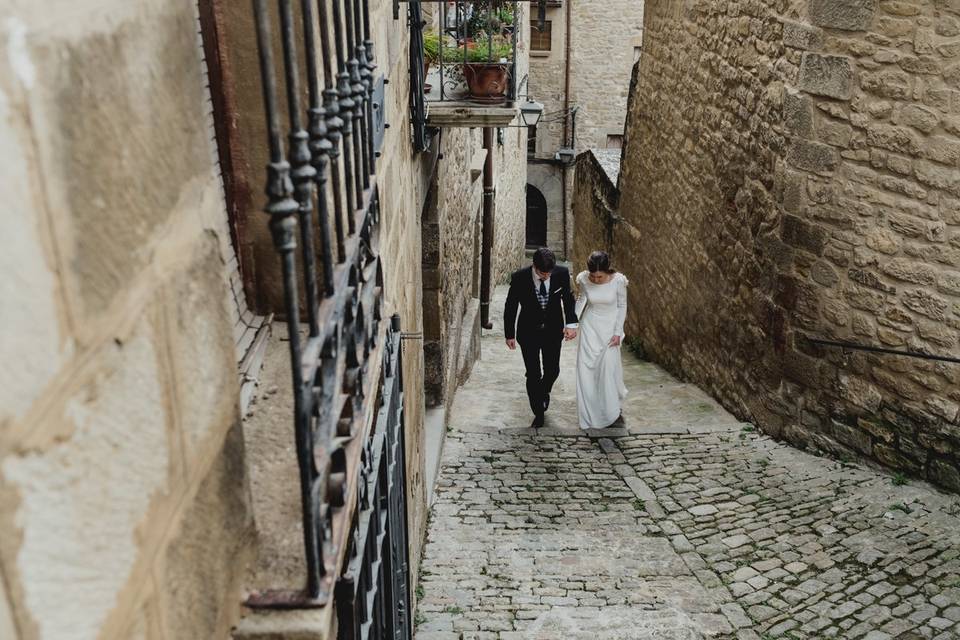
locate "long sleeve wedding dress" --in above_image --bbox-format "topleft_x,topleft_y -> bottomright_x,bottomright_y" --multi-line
575,271 -> 629,430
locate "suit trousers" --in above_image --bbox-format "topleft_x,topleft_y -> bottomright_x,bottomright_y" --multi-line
518,330 -> 563,416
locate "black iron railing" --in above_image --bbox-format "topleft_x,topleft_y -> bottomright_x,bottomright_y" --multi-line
336,317 -> 413,638
807,338 -> 960,365
247,2 -> 412,635
408,0 -> 433,151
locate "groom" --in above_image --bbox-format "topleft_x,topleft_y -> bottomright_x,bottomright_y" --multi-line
504,247 -> 578,428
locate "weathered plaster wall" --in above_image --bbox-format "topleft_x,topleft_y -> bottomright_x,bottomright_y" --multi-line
613,0 -> 960,490
0,2 -> 254,639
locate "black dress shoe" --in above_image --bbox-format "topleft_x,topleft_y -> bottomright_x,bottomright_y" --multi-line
543,394 -> 551,412
531,413 -> 545,428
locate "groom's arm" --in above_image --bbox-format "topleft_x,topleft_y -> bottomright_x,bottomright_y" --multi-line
504,273 -> 520,343
562,270 -> 579,326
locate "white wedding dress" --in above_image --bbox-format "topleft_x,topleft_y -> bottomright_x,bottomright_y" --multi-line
575,271 -> 629,429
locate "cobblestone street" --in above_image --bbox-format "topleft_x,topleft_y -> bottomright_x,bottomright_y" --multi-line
414,289 -> 960,640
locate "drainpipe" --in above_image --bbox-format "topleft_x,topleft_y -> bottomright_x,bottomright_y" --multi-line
480,127 -> 494,330
560,0 -> 572,258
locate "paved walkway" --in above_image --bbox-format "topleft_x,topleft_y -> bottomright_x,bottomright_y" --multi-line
415,288 -> 960,640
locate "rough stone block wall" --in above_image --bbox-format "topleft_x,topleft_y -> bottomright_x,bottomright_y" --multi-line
0,2 -> 254,638
616,0 -> 960,490
571,151 -> 621,273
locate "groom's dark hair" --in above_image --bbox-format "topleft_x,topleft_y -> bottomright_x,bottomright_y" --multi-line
532,247 -> 556,272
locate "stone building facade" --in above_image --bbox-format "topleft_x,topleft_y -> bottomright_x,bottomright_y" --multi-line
526,0 -> 643,257
576,0 -> 960,491
0,1 -> 528,638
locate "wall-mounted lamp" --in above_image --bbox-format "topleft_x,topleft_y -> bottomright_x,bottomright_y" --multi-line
520,99 -> 545,127
555,148 -> 575,164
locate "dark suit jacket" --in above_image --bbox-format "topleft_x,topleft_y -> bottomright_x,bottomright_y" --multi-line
504,266 -> 578,341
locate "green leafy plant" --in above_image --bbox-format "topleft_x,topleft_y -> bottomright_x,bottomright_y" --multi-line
464,37 -> 513,63
423,29 -> 456,64
892,472 -> 908,486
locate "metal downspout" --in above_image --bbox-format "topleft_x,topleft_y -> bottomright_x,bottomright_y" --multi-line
481,127 -> 494,329
561,0 -> 572,257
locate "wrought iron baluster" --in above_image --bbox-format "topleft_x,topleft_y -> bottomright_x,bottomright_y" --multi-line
353,0 -> 372,184
303,0 -> 336,296
318,0 -> 348,262
361,0 -> 378,170
511,0 -> 519,100
344,0 -> 367,204
438,0 -> 445,102
332,0 -> 358,232
280,0 -> 321,337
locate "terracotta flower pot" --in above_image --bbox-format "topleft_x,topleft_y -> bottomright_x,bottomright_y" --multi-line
463,63 -> 510,103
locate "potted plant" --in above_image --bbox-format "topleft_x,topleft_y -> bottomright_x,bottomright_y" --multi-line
462,38 -> 513,102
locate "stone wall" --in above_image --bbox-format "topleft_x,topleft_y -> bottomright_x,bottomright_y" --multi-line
612,0 -> 960,490
571,150 -> 622,274
0,2 -> 254,639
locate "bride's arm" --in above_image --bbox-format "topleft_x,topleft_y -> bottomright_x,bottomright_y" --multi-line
574,272 -> 588,318
615,274 -> 628,338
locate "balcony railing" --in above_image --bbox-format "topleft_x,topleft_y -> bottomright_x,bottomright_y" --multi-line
245,0 -> 412,636
404,0 -> 538,134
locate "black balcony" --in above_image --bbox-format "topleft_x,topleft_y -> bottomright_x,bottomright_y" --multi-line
406,0 -> 524,137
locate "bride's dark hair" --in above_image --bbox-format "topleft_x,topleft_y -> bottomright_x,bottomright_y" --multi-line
587,251 -> 616,274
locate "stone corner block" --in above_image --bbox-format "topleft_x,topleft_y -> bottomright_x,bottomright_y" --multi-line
799,53 -> 855,100
782,19 -> 824,51
783,87 -> 814,136
809,0 -> 877,32
788,139 -> 840,174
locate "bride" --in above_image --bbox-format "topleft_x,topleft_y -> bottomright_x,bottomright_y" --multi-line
575,251 -> 629,430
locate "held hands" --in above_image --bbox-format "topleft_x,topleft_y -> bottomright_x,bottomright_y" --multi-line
564,328 -> 578,341
506,339 -> 517,350
609,335 -> 622,347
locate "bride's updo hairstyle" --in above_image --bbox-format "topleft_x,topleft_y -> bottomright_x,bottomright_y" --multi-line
587,251 -> 616,274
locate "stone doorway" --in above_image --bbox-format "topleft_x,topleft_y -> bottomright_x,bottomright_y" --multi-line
525,184 -> 548,248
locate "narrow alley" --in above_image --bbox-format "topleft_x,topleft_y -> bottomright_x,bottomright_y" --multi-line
415,289 -> 960,640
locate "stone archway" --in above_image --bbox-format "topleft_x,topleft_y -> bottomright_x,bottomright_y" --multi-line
526,184 -> 548,248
